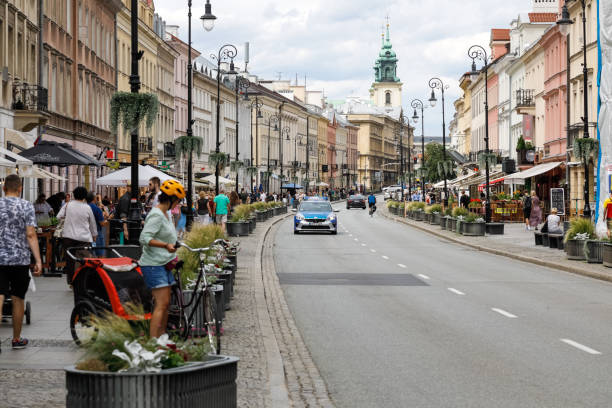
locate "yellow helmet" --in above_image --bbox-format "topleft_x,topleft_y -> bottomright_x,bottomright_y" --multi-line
160,180 -> 186,200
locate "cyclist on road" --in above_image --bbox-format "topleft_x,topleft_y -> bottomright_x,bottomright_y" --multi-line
139,179 -> 185,338
368,192 -> 377,217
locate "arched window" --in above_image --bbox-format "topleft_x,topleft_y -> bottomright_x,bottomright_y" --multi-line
385,91 -> 391,106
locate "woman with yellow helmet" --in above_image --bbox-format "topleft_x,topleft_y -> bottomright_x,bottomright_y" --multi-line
139,179 -> 186,338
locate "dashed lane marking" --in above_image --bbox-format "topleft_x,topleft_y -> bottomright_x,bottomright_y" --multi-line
491,308 -> 518,319
397,263 -> 407,268
382,256 -> 389,260
370,249 -> 377,253
561,339 -> 602,355
448,288 -> 465,296
418,274 -> 430,280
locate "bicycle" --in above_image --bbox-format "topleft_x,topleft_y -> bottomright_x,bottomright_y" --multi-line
167,242 -> 222,354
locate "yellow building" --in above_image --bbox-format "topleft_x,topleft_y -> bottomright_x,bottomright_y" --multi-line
454,74 -> 473,156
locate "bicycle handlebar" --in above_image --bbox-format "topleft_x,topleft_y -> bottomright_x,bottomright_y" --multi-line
176,242 -> 210,253
65,246 -> 124,262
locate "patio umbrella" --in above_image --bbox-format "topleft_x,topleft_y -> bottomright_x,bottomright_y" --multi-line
317,182 -> 329,187
281,183 -> 303,189
19,141 -> 99,166
96,165 -> 178,187
203,174 -> 235,185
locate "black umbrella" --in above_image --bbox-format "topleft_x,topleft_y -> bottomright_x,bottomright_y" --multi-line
19,141 -> 100,166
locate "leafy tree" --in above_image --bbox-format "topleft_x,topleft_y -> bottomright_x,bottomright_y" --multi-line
424,143 -> 456,183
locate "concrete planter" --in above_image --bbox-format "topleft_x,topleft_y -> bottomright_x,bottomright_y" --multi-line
565,239 -> 586,260
585,240 -> 604,264
247,217 -> 256,234
447,218 -> 457,232
430,213 -> 441,225
455,220 -> 465,234
486,223 -> 505,235
603,243 -> 612,267
414,211 -> 424,221
273,207 -> 282,216
255,210 -> 267,222
389,206 -> 398,215
183,289 -> 208,337
462,222 -> 486,236
226,221 -> 249,237
440,216 -> 448,230
212,284 -> 225,321
65,356 -> 239,408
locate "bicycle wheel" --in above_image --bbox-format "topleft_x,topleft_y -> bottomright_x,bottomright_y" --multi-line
70,301 -> 99,346
204,288 -> 221,354
167,286 -> 188,339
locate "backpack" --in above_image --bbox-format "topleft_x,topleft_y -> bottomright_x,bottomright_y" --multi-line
523,196 -> 532,209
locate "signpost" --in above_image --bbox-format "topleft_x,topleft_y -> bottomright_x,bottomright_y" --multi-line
550,188 -> 565,215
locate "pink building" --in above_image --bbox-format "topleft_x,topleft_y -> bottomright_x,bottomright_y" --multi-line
487,74 -> 500,152
539,15 -> 568,161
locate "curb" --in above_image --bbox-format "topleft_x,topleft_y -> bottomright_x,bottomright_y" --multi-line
380,211 -> 612,284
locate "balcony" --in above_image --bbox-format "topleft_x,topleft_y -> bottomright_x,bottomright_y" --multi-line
515,89 -> 535,115
12,83 -> 50,132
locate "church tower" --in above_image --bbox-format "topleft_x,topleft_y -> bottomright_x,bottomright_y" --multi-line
370,19 -> 402,109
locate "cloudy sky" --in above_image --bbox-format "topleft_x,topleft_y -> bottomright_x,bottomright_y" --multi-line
154,0 -> 533,136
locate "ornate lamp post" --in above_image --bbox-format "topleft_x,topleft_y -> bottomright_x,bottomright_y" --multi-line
280,125 -> 290,188
291,133 -> 306,184
265,113 -> 280,193
557,0 -> 592,219
246,93 -> 263,193
185,0 -> 215,229
128,0 -> 143,227
428,78 -> 449,206
468,45 -> 492,223
211,44 -> 238,195
233,76 -> 250,193
411,99 -> 426,201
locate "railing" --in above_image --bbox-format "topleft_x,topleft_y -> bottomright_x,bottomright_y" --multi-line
12,83 -> 48,111
516,89 -> 535,107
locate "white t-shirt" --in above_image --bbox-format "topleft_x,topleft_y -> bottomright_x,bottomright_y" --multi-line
547,214 -> 562,232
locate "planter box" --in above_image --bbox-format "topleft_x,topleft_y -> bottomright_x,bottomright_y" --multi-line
414,211 -> 424,221
247,217 -> 256,234
226,221 -> 249,237
447,218 -> 456,232
183,289 -> 208,337
212,284 -> 225,321
389,206 -> 397,215
462,222 -> 486,236
585,240 -> 604,263
255,211 -> 266,222
486,223 -> 504,235
430,213 -> 441,225
455,220 -> 465,234
65,356 -> 239,408
565,239 -> 586,260
603,243 -> 612,267
273,207 -> 282,216
440,217 -> 447,230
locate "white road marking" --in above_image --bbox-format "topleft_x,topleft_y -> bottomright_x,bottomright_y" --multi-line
382,255 -> 389,260
417,274 -> 430,280
447,288 -> 465,296
370,249 -> 377,253
354,238 -> 359,242
397,263 -> 407,268
561,339 -> 602,355
491,308 -> 518,319
349,234 -> 353,237
361,243 -> 366,247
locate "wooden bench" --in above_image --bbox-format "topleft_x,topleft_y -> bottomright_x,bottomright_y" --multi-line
534,232 -> 543,246
548,233 -> 564,250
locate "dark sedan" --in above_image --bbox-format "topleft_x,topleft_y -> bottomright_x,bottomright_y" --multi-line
346,195 -> 366,209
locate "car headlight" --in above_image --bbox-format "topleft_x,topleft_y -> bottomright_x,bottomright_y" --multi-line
327,213 -> 336,221
296,214 -> 305,221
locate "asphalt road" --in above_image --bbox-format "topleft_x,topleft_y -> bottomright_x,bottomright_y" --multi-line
273,199 -> 612,408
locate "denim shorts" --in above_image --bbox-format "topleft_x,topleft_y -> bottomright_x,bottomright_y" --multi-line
141,265 -> 176,289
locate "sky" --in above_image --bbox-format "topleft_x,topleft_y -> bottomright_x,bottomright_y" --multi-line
154,0 -> 534,136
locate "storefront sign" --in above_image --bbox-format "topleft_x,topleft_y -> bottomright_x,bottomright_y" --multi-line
550,188 -> 565,215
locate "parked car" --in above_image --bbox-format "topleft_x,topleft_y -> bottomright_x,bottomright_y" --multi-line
347,195 -> 366,209
384,186 -> 402,200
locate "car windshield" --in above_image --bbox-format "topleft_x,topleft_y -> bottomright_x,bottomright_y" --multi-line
350,195 -> 364,199
299,202 -> 332,212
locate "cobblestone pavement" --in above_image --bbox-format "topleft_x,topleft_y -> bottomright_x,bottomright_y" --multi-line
262,221 -> 335,408
380,203 -> 612,282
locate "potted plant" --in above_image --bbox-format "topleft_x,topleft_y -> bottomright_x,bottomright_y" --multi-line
564,218 -> 595,260
387,200 -> 398,215
585,238 -> 605,264
452,207 -> 469,234
424,206 -> 433,223
461,213 -> 486,236
413,202 -> 426,221
65,307 -> 238,408
429,204 -> 442,225
226,205 -> 251,237
398,202 -> 406,217
603,238 -> 612,268
441,207 -> 452,230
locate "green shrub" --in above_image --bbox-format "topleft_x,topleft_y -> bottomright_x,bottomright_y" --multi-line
178,224 -> 227,285
453,207 -> 469,218
564,218 -> 595,242
468,201 -> 482,209
465,213 -> 479,223
387,200 -> 399,209
398,202 -> 405,210
444,207 -> 453,216
230,204 -> 252,222
429,204 -> 442,213
413,202 -> 426,211
252,202 -> 266,211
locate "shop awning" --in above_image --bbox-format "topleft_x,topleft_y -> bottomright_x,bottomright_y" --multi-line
448,171 -> 478,188
503,162 -> 563,185
19,141 -> 100,166
479,177 -> 505,191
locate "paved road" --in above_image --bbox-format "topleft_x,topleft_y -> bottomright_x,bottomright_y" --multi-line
274,200 -> 612,408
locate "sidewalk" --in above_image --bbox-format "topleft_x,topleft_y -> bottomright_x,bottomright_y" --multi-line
0,213 -> 289,408
380,204 -> 612,283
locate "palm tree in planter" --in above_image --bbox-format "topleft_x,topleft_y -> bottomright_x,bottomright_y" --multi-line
65,306 -> 238,407
564,218 -> 595,261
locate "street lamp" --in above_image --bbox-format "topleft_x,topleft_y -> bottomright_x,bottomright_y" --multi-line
211,44 -> 238,195
291,133 -> 306,183
185,0 -> 215,229
428,77 -> 449,206
411,98 -> 426,202
280,125 -> 290,186
246,93 -> 263,193
467,44 -> 492,223
200,0 -> 216,32
233,76 -> 251,193
265,113 -> 280,193
557,0 -> 591,219
128,0 -> 143,230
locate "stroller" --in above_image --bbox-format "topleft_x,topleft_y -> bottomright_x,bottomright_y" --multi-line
1,296 -> 31,325
66,247 -> 152,345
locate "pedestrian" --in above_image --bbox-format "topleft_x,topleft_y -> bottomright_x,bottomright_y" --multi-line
523,191 -> 532,230
196,191 -> 210,225
34,193 -> 54,225
176,200 -> 187,238
604,191 -> 612,237
460,191 -> 470,209
60,193 -> 71,212
545,207 -> 563,234
87,192 -> 107,254
239,188 -> 248,204
145,177 -> 161,213
0,174 -> 42,351
229,190 -> 240,209
529,191 -> 542,230
139,180 -> 184,338
115,186 -> 132,241
213,188 -> 231,233
46,192 -> 65,215
57,187 -> 97,284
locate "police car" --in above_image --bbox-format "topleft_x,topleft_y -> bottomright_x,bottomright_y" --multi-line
293,197 -> 339,235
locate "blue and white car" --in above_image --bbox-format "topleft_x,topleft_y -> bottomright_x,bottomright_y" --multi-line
293,197 -> 339,235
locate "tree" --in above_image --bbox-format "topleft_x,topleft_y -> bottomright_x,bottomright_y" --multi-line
424,143 -> 456,183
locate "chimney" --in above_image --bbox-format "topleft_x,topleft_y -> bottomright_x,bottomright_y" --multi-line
490,29 -> 511,60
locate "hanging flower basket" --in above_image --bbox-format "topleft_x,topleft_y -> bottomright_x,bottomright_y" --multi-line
245,166 -> 258,176
229,160 -> 244,172
209,152 -> 230,169
175,136 -> 203,159
573,138 -> 599,162
478,152 -> 498,168
110,92 -> 159,134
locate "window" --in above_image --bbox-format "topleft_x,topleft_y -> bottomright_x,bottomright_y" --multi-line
385,91 -> 391,106
67,0 -> 71,34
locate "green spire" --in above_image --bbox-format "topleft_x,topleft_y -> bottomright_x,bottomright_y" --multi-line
374,19 -> 399,83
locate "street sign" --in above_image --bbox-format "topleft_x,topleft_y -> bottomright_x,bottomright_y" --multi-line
550,188 -> 565,215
